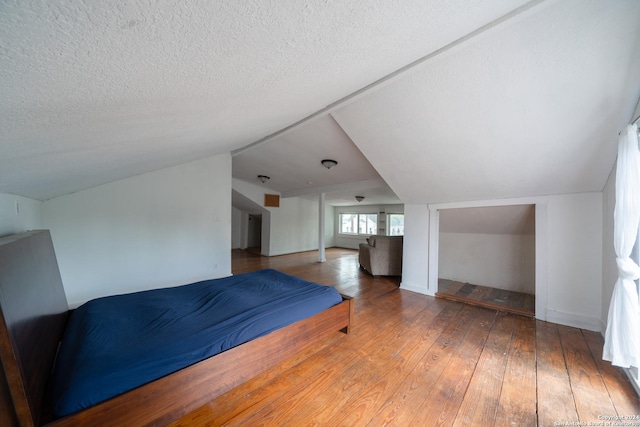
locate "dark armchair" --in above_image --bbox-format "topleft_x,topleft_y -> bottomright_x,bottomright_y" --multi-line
358,235 -> 403,276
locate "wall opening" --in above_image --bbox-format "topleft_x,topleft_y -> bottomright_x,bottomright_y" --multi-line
435,204 -> 536,316
247,214 -> 262,254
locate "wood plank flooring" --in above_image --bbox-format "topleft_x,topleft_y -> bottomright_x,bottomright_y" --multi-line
437,278 -> 535,317
171,248 -> 640,426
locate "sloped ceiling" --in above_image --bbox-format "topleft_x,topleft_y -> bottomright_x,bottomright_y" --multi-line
1,0 -> 639,204
232,115 -> 380,195
331,0 -> 640,204
440,205 -> 535,235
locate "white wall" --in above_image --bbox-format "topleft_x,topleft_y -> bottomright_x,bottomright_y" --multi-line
437,200 -> 536,293
268,197 -> 321,256
402,192 -> 604,331
334,204 -> 404,249
232,179 -> 272,255
43,154 -> 232,307
400,204 -> 430,294
0,193 -> 43,237
545,192 -> 603,330
264,196 -> 335,256
324,203 -> 335,249
439,232 -> 535,293
232,179 -> 337,257
231,207 -> 242,249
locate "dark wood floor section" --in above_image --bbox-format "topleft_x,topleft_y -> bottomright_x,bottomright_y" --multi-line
436,278 -> 535,317
171,248 -> 640,426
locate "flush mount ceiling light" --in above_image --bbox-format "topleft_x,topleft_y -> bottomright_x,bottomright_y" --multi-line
355,195 -> 365,203
257,175 -> 270,183
321,159 -> 338,169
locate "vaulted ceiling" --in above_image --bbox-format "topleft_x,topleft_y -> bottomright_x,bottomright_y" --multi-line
1,1 -> 639,205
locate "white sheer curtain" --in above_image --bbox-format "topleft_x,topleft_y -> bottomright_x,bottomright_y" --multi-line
604,124 -> 640,368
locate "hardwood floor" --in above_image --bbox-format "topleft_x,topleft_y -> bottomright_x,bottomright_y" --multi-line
171,248 -> 640,426
436,278 -> 535,317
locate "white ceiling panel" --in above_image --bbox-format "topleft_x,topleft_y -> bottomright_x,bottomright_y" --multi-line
2,0 -> 638,208
332,0 -> 640,204
0,0 -> 531,200
232,114 -> 381,193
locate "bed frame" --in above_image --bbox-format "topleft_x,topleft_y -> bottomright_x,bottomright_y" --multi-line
0,230 -> 354,427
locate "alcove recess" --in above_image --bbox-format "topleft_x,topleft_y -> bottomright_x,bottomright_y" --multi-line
435,204 -> 535,316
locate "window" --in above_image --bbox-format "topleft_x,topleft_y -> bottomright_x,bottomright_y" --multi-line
339,213 -> 377,235
388,214 -> 404,236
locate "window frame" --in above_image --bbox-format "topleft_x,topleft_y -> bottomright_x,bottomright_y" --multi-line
387,213 -> 405,236
338,213 -> 378,236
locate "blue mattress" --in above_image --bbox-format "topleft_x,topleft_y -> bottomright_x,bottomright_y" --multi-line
49,269 -> 343,418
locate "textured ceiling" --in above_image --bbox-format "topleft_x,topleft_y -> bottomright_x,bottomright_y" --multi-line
232,115 -> 378,194
232,114 -> 401,205
0,0 -> 529,200
332,0 -> 640,204
1,0 -> 639,206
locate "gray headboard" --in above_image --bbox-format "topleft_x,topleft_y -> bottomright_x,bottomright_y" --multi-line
0,230 -> 69,426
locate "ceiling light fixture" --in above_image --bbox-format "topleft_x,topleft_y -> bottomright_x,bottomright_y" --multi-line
355,195 -> 365,203
321,159 -> 338,169
257,175 -> 270,183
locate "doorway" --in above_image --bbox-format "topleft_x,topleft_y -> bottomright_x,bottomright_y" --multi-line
247,214 -> 262,254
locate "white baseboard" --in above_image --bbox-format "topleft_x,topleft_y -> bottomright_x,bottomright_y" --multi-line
264,246 -> 332,257
399,282 -> 433,296
599,318 -> 607,337
545,309 -> 601,332
397,288 -> 601,334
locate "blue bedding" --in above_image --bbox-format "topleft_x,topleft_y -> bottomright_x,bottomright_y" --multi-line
49,269 -> 342,418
